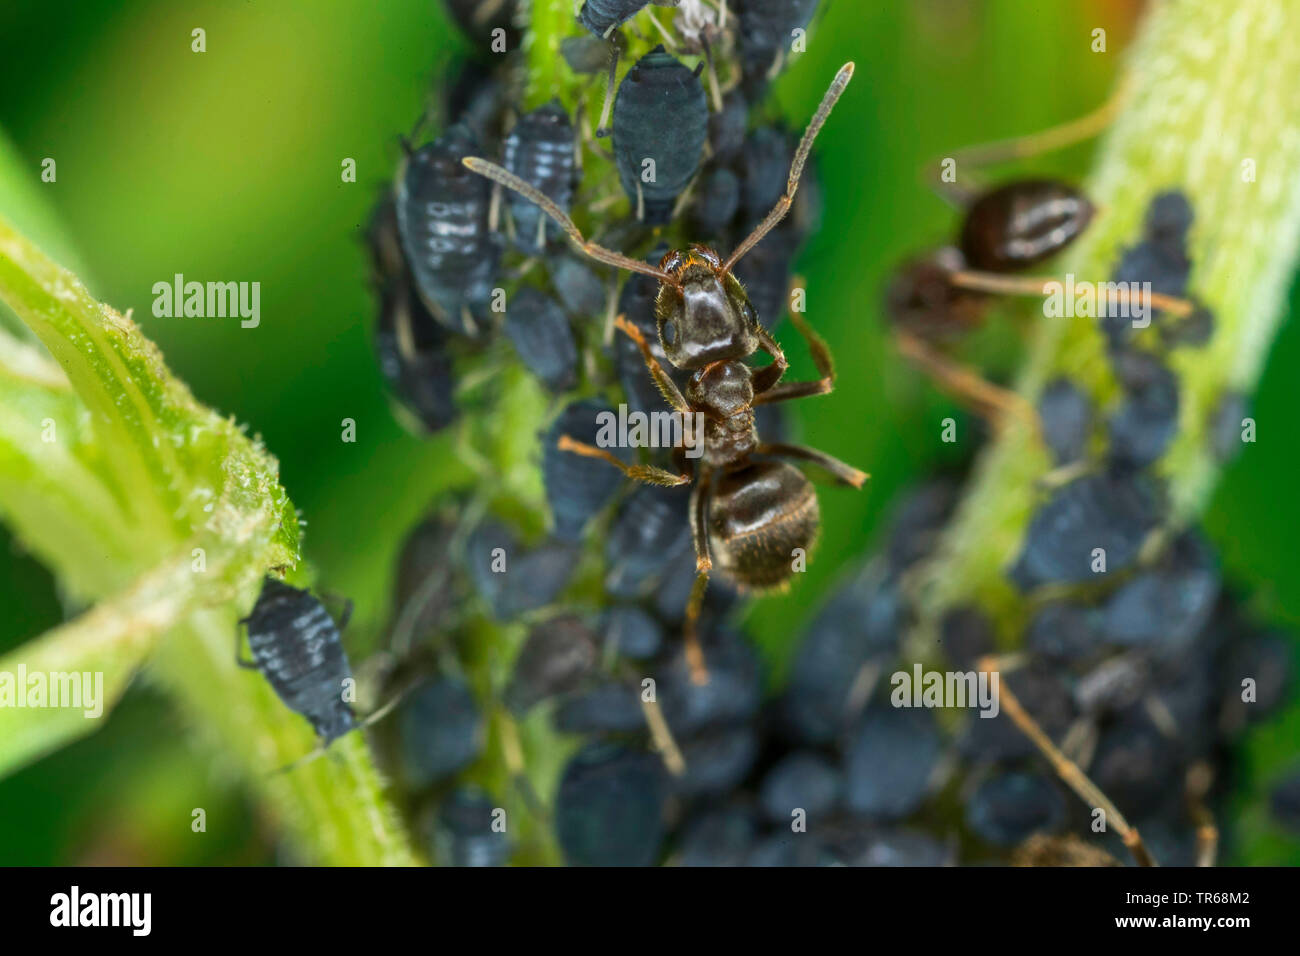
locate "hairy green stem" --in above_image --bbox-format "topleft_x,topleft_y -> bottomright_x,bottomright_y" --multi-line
915,0 -> 1300,631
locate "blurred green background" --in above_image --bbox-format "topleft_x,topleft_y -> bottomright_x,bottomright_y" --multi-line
0,0 -> 1295,864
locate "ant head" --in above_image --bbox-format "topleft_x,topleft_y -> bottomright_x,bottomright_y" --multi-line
654,245 -> 760,369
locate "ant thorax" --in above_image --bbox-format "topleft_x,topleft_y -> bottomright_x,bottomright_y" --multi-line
686,360 -> 758,468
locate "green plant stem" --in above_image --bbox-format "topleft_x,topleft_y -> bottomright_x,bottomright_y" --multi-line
914,0 -> 1300,633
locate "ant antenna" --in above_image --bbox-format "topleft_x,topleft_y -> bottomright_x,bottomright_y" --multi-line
722,61 -> 855,274
462,157 -> 675,282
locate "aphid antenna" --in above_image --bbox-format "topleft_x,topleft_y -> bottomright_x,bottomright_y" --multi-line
721,61 -> 856,274
976,654 -> 1158,867
595,36 -> 622,137
700,35 -> 723,113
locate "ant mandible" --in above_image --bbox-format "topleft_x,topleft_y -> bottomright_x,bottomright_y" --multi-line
463,62 -> 865,685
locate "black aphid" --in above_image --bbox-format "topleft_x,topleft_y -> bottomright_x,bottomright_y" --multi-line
655,629 -> 761,736
504,286 -> 579,391
692,166 -> 742,239
938,605 -> 994,669
395,676 -> 484,787
611,46 -> 708,223
432,787 -> 511,867
844,706 -> 941,820
581,0 -> 679,35
959,663 -> 1073,762
674,726 -> 760,798
503,103 -> 576,252
444,59 -> 507,146
677,807 -> 759,867
1210,390 -> 1249,462
465,518 -> 578,619
603,484 -> 692,597
758,751 -> 841,823
561,34 -> 619,74
1098,532 -> 1219,654
709,90 -> 749,164
504,614 -> 600,713
238,577 -> 356,745
1038,378 -> 1092,465
734,0 -> 821,83
548,254 -> 606,319
1270,771 -> 1300,832
1024,601 -> 1101,663
1009,472 -> 1161,590
543,399 -> 632,541
397,123 -> 502,337
780,560 -> 903,744
391,512 -> 462,646
555,743 -> 669,866
599,604 -> 665,659
964,772 -> 1065,847
553,682 -> 646,734
1090,716 -> 1176,817
1107,356 -> 1179,471
368,194 -> 458,433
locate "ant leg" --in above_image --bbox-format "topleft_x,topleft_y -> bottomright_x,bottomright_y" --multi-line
927,75 -> 1133,204
682,569 -> 712,686
557,435 -> 690,486
613,315 -> 692,414
723,62 -> 855,272
750,325 -> 789,394
754,301 -> 835,403
690,466 -> 713,573
894,329 -> 1040,433
758,442 -> 868,488
976,654 -> 1157,867
463,158 -> 673,281
948,269 -> 1195,319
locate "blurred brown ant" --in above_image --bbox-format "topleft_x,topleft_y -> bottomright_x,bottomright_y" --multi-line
463,62 -> 864,684
886,79 -> 1194,427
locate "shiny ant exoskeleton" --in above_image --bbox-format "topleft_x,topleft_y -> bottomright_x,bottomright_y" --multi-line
462,62 -> 864,683
885,81 -> 1194,428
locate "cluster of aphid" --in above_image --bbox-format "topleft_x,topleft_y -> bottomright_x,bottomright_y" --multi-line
235,1 -> 1298,865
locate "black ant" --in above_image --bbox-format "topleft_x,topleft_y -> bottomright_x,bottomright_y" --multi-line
463,62 -> 864,684
885,79 -> 1194,427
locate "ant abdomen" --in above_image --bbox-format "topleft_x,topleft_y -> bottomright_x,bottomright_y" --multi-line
959,179 -> 1094,272
710,461 -> 819,590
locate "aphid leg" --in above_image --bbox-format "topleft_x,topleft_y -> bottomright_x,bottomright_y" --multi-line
758,442 -> 868,488
613,314 -> 693,413
976,654 -> 1158,867
754,301 -> 835,403
234,625 -> 257,670
462,158 -> 674,281
683,569 -> 712,686
595,42 -> 621,138
640,695 -> 687,776
701,36 -> 723,113
894,328 -> 1040,433
750,325 -> 789,393
557,435 -> 690,486
948,269 -> 1195,319
723,62 -> 856,273
319,592 -> 354,630
927,75 -> 1133,204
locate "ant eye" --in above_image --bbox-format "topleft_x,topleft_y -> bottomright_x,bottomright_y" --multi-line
663,320 -> 678,346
